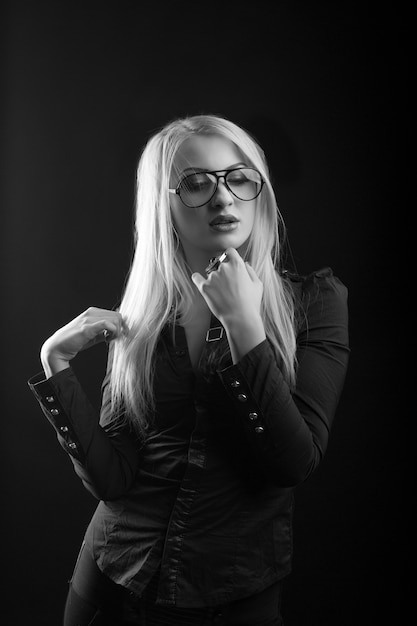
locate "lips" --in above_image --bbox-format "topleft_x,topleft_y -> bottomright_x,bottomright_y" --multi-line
209,214 -> 239,226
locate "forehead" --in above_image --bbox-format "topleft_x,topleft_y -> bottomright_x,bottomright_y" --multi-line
173,134 -> 244,173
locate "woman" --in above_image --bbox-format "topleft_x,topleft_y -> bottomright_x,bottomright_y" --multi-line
29,114 -> 349,625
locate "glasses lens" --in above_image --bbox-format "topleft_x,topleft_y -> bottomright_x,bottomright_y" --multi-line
225,168 -> 263,201
178,172 -> 216,207
177,168 -> 263,207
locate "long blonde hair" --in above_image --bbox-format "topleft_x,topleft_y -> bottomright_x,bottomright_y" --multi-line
110,114 -> 297,436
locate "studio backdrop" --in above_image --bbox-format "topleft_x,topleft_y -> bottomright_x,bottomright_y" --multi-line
1,2 -> 406,624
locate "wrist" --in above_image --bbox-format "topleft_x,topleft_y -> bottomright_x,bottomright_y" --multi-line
221,311 -> 264,334
40,343 -> 70,379
221,313 -> 266,363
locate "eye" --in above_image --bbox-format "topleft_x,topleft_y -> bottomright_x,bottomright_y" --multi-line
228,168 -> 262,185
181,173 -> 212,192
227,170 -> 250,185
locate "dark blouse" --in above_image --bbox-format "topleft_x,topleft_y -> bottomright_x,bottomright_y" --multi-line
28,268 -> 349,608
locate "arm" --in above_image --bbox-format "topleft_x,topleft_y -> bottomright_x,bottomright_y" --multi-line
28,308 -> 139,500
192,248 -> 266,363
217,268 -> 350,487
28,367 -> 139,500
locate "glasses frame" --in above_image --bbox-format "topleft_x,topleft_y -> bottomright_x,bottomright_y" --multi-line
168,167 -> 265,208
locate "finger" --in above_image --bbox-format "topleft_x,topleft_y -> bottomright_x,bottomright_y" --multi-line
79,320 -> 120,352
97,311 -> 126,338
191,272 -> 206,291
88,319 -> 120,345
110,312 -> 126,337
224,247 -> 240,264
84,306 -> 119,320
102,329 -> 113,344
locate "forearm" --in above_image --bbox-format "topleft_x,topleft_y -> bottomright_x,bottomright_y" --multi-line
222,312 -> 266,364
218,341 -> 316,486
28,368 -> 138,499
218,336 -> 349,487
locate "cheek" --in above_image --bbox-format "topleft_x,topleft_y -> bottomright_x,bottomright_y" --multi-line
171,206 -> 200,239
171,203 -> 184,231
243,203 -> 256,231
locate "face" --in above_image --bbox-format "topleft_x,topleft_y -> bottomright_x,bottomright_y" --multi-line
169,135 -> 257,270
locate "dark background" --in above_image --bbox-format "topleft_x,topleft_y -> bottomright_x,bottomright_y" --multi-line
1,1 -> 408,624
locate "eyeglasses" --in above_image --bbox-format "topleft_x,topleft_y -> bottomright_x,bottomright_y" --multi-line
169,167 -> 264,208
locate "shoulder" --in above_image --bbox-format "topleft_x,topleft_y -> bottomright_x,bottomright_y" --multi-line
283,267 -> 349,334
285,266 -> 348,302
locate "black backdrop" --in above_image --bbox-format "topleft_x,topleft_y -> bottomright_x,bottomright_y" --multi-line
1,2 -> 408,624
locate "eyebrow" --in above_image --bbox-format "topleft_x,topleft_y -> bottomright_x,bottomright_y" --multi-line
180,162 -> 247,176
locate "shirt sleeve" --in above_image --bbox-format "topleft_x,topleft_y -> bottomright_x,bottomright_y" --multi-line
27,355 -> 139,501
217,267 -> 350,487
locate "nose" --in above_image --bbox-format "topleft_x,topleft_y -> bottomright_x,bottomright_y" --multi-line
211,177 -> 233,208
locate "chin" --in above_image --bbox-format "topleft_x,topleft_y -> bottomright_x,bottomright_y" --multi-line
210,234 -> 250,255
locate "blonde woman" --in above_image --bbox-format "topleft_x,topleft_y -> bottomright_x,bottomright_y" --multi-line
29,114 -> 349,625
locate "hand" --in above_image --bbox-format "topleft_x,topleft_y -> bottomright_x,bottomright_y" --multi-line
191,248 -> 263,327
40,307 -> 126,378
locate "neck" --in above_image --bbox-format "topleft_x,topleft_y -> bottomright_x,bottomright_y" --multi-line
181,245 -> 224,276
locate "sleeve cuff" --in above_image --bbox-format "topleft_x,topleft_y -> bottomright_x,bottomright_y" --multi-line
28,368 -> 86,462
216,340 -> 270,442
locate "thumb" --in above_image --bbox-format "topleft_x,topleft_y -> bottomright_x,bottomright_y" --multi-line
191,272 -> 205,291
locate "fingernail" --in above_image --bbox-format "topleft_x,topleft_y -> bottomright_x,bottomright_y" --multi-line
103,330 -> 112,343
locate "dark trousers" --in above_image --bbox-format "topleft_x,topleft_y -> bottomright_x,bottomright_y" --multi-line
63,544 -> 284,626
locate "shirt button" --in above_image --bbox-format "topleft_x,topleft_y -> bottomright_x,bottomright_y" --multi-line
50,408 -> 60,416
68,442 -> 77,449
60,426 -> 69,433
175,350 -> 186,357
248,412 -> 258,421
237,393 -> 247,402
254,426 -> 265,434
46,396 -> 55,403
231,379 -> 241,388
